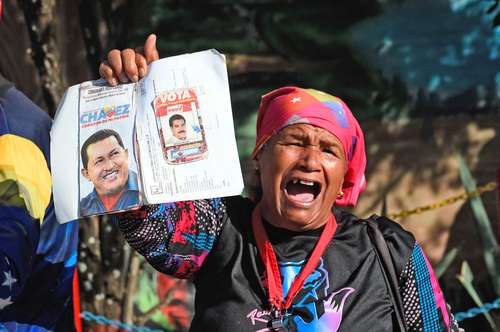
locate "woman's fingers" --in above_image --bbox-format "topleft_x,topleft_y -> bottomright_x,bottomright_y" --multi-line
135,53 -> 148,78
99,61 -> 118,86
107,49 -> 124,82
99,34 -> 159,86
144,34 -> 159,64
121,48 -> 139,82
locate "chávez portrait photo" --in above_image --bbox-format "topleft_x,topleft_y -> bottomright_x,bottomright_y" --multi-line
79,128 -> 140,216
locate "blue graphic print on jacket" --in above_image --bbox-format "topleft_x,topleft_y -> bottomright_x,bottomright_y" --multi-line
279,258 -> 354,331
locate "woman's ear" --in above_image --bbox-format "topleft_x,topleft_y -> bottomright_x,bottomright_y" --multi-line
337,181 -> 345,198
249,159 -> 263,202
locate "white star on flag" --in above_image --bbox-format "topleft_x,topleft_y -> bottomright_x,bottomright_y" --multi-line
0,296 -> 13,310
291,97 -> 301,103
2,271 -> 17,288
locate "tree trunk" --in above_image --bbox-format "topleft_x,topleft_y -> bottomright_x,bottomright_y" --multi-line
18,0 -> 66,117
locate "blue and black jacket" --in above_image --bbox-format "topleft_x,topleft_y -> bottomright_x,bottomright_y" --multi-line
0,75 -> 79,332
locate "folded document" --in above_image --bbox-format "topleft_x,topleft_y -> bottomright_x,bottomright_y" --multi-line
51,49 -> 244,223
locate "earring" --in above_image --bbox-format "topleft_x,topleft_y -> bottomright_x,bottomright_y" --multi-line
337,191 -> 344,198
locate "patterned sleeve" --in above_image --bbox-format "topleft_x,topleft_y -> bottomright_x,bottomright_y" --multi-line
400,243 -> 462,332
116,198 -> 227,279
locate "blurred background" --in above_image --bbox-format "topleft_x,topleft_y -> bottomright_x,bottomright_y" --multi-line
1,0 -> 500,331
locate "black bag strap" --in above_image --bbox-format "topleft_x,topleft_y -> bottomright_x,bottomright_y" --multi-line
366,218 -> 408,332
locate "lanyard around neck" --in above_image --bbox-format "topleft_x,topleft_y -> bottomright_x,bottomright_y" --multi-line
251,204 -> 337,311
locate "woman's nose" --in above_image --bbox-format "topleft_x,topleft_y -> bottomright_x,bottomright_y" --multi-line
300,146 -> 321,171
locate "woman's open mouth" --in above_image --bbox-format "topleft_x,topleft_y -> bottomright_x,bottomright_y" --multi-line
284,179 -> 322,204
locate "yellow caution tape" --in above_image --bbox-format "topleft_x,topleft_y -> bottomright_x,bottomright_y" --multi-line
387,181 -> 498,220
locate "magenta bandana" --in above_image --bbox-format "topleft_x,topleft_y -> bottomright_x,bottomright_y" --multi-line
251,86 -> 366,206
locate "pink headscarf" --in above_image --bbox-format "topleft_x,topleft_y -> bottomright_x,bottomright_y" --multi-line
251,86 -> 366,206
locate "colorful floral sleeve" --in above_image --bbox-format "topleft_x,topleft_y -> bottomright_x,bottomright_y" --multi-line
400,243 -> 462,332
116,198 -> 227,279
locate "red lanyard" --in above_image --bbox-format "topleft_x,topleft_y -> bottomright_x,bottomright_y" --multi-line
251,204 -> 337,312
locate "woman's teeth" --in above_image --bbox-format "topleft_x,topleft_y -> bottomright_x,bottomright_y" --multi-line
292,179 -> 315,186
286,179 -> 320,203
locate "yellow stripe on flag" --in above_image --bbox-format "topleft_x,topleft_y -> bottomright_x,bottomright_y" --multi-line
0,134 -> 51,221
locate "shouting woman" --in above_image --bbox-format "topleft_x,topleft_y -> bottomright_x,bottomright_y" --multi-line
100,35 -> 461,332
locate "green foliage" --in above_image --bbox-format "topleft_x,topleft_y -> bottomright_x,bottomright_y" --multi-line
135,269 -> 172,329
125,1 -> 415,122
455,154 -> 500,330
457,154 -> 500,296
435,247 -> 458,280
457,261 -> 497,331
118,0 -> 499,125
235,112 -> 257,159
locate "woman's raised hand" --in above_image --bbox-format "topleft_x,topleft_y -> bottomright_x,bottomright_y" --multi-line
99,34 -> 160,86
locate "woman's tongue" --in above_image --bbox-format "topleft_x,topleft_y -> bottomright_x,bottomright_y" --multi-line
286,182 -> 316,203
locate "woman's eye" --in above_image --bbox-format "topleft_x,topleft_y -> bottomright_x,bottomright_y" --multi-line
323,148 -> 338,156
